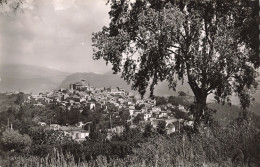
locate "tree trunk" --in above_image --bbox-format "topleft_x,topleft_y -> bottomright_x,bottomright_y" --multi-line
193,92 -> 207,130
186,69 -> 208,130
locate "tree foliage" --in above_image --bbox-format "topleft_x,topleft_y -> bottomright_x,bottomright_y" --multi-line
1,130 -> 32,153
14,92 -> 25,105
155,96 -> 167,106
157,120 -> 166,135
178,91 -> 187,97
133,113 -> 144,124
143,123 -> 153,138
92,0 -> 259,126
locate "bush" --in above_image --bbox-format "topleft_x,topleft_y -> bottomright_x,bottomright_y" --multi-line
1,117 -> 259,167
1,130 -> 32,154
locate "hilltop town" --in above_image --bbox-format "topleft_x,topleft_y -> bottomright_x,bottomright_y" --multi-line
25,79 -> 194,142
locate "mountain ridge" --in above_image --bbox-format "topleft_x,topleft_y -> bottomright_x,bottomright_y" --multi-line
0,64 -> 70,94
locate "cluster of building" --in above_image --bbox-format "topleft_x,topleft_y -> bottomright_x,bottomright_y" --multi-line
30,80 -> 194,142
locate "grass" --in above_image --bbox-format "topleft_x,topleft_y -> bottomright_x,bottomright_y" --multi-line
1,151 -> 236,167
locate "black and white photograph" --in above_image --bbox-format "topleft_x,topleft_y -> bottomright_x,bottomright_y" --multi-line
0,0 -> 259,166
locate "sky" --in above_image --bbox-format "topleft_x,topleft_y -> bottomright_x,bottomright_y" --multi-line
0,0 -> 113,73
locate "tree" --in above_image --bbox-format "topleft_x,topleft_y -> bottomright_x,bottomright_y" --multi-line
92,0 -> 259,127
67,108 -> 81,125
133,113 -> 144,124
89,122 -> 107,142
143,123 -> 153,137
155,96 -> 167,106
178,91 -> 187,97
56,107 -> 67,125
14,92 -> 25,105
26,126 -> 73,157
1,130 -> 32,154
119,109 -> 130,123
172,107 -> 191,121
157,120 -> 166,135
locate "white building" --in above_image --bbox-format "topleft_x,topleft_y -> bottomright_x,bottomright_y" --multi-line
144,113 -> 152,121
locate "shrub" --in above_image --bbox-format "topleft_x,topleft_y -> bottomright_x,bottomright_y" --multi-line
1,130 -> 32,154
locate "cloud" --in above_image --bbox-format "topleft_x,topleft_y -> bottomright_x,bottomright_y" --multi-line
0,0 -> 112,73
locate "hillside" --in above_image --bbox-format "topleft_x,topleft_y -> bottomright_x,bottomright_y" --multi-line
209,103 -> 260,128
0,64 -> 70,94
209,103 -> 241,121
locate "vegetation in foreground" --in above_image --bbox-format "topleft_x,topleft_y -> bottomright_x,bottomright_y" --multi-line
1,116 -> 260,166
0,93 -> 260,167
1,120 -> 260,167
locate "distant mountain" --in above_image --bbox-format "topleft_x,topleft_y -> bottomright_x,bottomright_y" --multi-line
0,64 -> 69,94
